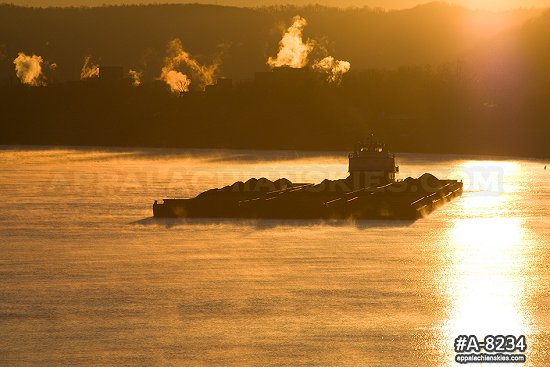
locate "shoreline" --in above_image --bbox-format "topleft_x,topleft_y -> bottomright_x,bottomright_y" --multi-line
1,143 -> 548,162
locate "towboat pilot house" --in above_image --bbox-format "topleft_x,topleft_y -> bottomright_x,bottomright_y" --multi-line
348,141 -> 399,186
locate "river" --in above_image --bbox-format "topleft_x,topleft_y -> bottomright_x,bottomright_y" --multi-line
0,146 -> 549,366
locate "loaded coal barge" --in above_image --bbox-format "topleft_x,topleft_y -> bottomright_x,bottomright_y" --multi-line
153,140 -> 463,220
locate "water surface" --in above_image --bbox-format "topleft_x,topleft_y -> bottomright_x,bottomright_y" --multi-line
1,146 -> 549,366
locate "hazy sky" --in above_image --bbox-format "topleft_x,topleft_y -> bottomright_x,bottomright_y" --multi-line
6,0 -> 550,11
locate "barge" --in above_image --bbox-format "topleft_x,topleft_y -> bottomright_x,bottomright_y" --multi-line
153,140 -> 462,220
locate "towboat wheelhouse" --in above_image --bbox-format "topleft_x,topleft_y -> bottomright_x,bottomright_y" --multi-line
349,138 -> 399,186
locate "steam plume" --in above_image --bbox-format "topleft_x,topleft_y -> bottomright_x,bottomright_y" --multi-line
159,38 -> 219,93
161,70 -> 191,93
80,55 -> 99,79
312,56 -> 351,84
267,16 -> 314,69
267,16 -> 351,82
13,52 -> 45,86
128,69 -> 141,87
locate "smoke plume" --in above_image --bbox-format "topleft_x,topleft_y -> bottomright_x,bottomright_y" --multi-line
267,16 -> 314,69
312,56 -> 351,84
13,52 -> 46,86
159,38 -> 219,93
80,55 -> 99,79
128,69 -> 142,87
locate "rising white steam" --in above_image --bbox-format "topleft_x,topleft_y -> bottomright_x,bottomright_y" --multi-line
267,16 -> 314,69
312,56 -> 351,84
162,70 -> 191,93
267,16 -> 351,83
128,69 -> 142,87
13,52 -> 45,86
159,38 -> 219,93
80,55 -> 99,79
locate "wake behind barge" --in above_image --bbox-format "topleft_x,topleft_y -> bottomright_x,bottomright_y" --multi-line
153,141 -> 463,220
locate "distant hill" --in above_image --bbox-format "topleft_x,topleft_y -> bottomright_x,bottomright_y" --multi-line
4,0 -> 550,11
0,3 -> 543,82
2,3 -> 550,157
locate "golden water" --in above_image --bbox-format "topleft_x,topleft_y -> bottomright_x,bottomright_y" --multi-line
0,147 -> 549,366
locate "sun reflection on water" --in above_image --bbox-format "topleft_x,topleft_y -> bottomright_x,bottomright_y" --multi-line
434,160 -> 534,365
446,217 -> 529,333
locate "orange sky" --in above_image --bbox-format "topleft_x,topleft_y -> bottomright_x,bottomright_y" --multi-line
7,0 -> 550,11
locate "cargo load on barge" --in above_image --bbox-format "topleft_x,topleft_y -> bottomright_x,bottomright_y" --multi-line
153,140 -> 463,220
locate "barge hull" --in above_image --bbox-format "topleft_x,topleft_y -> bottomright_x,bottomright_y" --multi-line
153,176 -> 463,220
